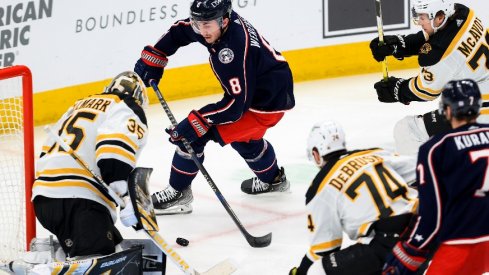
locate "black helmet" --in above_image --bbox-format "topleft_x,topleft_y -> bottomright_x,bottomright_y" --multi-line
439,79 -> 482,118
190,0 -> 232,21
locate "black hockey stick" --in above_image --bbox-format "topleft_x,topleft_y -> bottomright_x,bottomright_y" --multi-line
375,0 -> 389,81
149,80 -> 272,248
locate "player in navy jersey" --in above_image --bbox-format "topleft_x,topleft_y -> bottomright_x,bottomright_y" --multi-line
382,79 -> 489,275
134,0 -> 294,214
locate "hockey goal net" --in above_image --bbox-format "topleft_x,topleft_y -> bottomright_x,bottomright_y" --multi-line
0,65 -> 35,262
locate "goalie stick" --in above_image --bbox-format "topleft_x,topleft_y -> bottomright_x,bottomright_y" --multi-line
375,0 -> 389,81
44,126 -> 125,208
128,167 -> 237,275
149,80 -> 272,248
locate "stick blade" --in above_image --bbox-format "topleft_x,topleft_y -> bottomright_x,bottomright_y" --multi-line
199,259 -> 237,275
247,232 -> 272,248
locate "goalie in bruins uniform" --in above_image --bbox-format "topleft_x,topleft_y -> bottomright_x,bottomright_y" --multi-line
32,71 -> 148,259
289,121 -> 418,275
370,0 -> 489,155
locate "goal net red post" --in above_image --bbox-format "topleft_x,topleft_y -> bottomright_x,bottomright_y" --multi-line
0,65 -> 36,262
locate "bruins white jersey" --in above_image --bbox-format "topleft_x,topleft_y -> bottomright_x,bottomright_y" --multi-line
304,149 -> 418,262
32,93 -> 148,221
407,5 -> 489,120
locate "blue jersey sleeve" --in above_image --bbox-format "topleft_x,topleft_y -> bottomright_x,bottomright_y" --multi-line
153,18 -> 198,56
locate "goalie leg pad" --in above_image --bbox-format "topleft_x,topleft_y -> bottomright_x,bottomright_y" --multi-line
393,115 -> 429,155
28,246 -> 143,275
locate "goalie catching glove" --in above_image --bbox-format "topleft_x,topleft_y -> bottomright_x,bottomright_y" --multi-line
166,110 -> 210,145
134,45 -> 168,86
370,35 -> 407,62
382,241 -> 429,275
374,77 -> 411,105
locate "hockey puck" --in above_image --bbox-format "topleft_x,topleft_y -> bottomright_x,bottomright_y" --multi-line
176,237 -> 189,247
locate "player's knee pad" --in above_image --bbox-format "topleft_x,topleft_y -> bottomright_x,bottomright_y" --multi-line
170,148 -> 202,189
175,145 -> 204,160
393,115 -> 429,155
174,130 -> 212,159
232,139 -> 278,179
231,139 -> 267,160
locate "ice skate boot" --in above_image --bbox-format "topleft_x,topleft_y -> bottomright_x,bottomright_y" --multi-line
151,185 -> 193,215
241,167 -> 290,195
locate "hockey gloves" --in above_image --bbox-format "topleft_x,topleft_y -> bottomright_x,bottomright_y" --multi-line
370,35 -> 407,62
109,181 -> 137,227
109,180 -> 128,197
120,196 -> 138,227
134,45 -> 168,87
374,77 -> 410,105
382,242 -> 428,275
166,110 -> 210,145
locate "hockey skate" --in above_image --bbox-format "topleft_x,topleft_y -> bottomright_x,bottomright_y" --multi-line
151,185 -> 193,215
241,167 -> 290,195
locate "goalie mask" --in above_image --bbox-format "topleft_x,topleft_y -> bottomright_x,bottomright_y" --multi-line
307,121 -> 346,166
411,0 -> 454,33
105,71 -> 149,109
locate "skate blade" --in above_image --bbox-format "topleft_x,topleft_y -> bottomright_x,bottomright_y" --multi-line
154,204 -> 192,215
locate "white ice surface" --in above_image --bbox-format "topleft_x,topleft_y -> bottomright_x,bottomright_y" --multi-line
32,69 -> 438,274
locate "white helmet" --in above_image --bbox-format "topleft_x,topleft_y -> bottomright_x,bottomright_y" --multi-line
105,71 -> 149,109
411,0 -> 455,33
306,120 -> 346,164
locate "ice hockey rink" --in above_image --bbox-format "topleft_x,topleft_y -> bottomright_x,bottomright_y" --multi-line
32,68 -> 438,274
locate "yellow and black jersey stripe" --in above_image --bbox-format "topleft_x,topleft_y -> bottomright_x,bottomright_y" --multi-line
95,133 -> 138,166
408,76 -> 441,101
33,168 -> 117,210
481,95 -> 489,115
